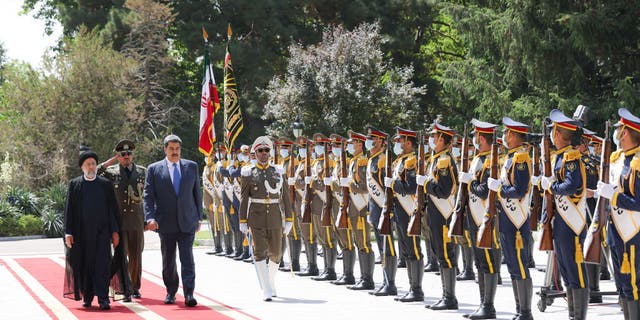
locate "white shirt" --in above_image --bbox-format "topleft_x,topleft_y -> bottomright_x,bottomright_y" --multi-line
165,158 -> 181,184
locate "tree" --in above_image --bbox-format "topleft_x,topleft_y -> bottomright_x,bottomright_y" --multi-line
262,22 -> 425,138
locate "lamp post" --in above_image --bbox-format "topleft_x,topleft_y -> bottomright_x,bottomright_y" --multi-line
291,116 -> 304,139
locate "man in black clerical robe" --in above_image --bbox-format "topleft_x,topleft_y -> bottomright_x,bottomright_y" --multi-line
63,150 -> 120,310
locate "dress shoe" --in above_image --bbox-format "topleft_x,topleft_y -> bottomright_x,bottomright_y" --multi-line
132,291 -> 142,299
99,302 -> 111,310
123,295 -> 132,302
456,269 -> 476,281
600,270 -> 611,280
424,262 -> 439,272
185,294 -> 198,307
397,259 -> 406,268
164,294 -> 176,304
82,301 -> 91,308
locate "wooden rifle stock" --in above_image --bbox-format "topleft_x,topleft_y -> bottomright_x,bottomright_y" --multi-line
408,132 -> 425,236
450,124 -> 470,237
336,141 -> 349,229
301,143 -> 313,223
584,121 -> 611,263
289,148 -> 296,219
477,141 -> 498,249
378,138 -> 393,235
529,144 -> 542,230
321,144 -> 333,227
539,119 -> 555,251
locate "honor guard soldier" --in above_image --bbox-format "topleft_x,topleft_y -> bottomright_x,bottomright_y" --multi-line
239,136 -> 293,301
453,136 -> 476,281
595,108 -> 640,319
344,131 -> 376,290
327,134 -> 356,285
218,147 -> 243,258
98,139 -> 146,300
458,119 -> 501,319
540,109 -> 589,320
295,137 -> 320,276
203,155 -> 224,255
590,134 -> 613,281
277,137 -> 303,272
310,133 -> 338,281
366,126 -> 399,297
417,122 -> 459,310
212,144 -> 234,256
384,127 -> 423,302
230,145 -> 252,261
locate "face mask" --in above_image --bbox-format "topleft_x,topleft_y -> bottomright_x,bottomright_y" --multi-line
393,142 -> 403,155
237,154 -> 248,163
250,159 -> 257,165
333,147 -> 342,157
468,150 -> 474,157
269,149 -> 275,158
365,139 -> 374,150
346,143 -> 355,155
298,148 -> 307,158
452,147 -> 461,158
423,144 -> 430,153
613,128 -> 621,149
472,136 -> 480,150
428,136 -> 436,149
501,135 -> 508,149
314,145 -> 325,156
588,146 -> 595,155
280,149 -> 289,158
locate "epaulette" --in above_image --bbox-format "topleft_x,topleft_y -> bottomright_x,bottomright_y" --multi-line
275,165 -> 285,175
377,156 -> 386,168
563,149 -> 582,162
357,157 -> 368,167
482,158 -> 491,169
241,166 -> 253,177
610,150 -> 623,163
135,164 -> 147,170
405,156 -> 417,170
436,155 -> 451,169
513,152 -> 530,164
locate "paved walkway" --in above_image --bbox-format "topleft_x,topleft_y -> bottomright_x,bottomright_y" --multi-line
0,229 -> 624,320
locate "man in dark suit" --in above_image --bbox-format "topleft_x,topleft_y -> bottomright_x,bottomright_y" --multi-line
144,134 -> 202,307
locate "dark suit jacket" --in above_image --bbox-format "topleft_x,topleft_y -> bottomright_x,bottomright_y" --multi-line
143,158 -> 202,234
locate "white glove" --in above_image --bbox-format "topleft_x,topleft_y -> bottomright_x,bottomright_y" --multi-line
416,174 -> 428,186
596,181 -> 617,200
216,162 -> 223,169
283,221 -> 293,235
239,223 -> 249,234
384,177 -> 394,188
304,176 -> 312,185
487,177 -> 501,192
323,177 -> 332,186
459,171 -> 473,184
530,175 -> 541,187
287,177 -> 296,186
340,177 -> 351,187
541,176 -> 556,191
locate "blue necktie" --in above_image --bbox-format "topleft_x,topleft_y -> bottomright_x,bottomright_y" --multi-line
172,163 -> 181,194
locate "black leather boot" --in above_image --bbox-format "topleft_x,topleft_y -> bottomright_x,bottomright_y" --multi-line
219,233 -> 233,256
281,239 -> 302,272
312,246 -> 337,281
296,242 -> 319,276
511,279 -> 520,320
469,272 -> 497,319
567,288 -> 575,320
429,267 -> 458,310
457,245 -> 475,281
332,249 -> 355,285
627,299 -> 640,320
587,263 -> 602,303
371,256 -> 397,296
397,259 -> 424,302
572,288 -> 589,320
515,278 -> 533,320
349,252 -> 375,290
464,271 -> 485,318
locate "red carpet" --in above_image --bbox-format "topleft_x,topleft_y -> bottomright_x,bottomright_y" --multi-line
4,257 -> 247,320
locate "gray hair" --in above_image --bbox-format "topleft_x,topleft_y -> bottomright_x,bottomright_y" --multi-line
163,134 -> 182,147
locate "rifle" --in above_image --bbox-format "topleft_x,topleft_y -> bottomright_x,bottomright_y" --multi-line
289,145 -> 296,221
321,143 -> 333,227
378,138 -> 393,235
449,124 -> 470,237
529,141 -> 542,230
477,139 -> 498,249
336,140 -> 349,229
301,142 -> 313,224
584,121 -> 612,263
539,118 -> 555,251
273,141 -> 279,166
408,131 -> 425,236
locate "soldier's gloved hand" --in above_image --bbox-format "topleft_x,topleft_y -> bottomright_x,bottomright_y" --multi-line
216,162 -> 223,169
304,176 -> 312,185
239,222 -> 249,234
416,174 -> 428,186
487,177 -> 502,192
541,176 -> 556,191
530,175 -> 541,187
323,177 -> 332,186
596,181 -> 617,200
283,221 -> 293,235
384,177 -> 394,188
340,177 -> 350,187
287,177 -> 296,186
458,171 -> 473,184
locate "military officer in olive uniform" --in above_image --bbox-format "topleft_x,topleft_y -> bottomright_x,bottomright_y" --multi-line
239,136 -> 293,301
203,155 -> 224,254
277,137 -> 303,272
98,139 -> 146,299
295,137 -> 320,276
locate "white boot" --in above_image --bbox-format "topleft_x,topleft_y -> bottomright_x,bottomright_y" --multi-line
255,260 -> 272,301
268,261 -> 279,297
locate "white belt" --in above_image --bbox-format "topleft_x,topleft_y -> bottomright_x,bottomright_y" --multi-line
249,197 -> 279,204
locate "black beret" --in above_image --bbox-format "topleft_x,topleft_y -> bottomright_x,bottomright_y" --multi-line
78,151 -> 98,167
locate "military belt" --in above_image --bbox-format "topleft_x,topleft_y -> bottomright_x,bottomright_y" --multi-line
249,197 -> 279,205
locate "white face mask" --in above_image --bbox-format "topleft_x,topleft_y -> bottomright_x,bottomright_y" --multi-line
365,139 -> 374,150
452,147 -> 461,158
501,135 -> 508,149
428,136 -> 436,149
298,148 -> 307,158
423,144 -> 430,153
250,159 -> 257,165
393,142 -> 403,155
238,154 -> 248,163
314,145 -> 325,157
333,147 -> 342,157
468,150 -> 474,157
269,149 -> 275,158
588,146 -> 595,155
280,149 -> 289,158
472,136 -> 480,149
613,128 -> 622,149
346,143 -> 355,155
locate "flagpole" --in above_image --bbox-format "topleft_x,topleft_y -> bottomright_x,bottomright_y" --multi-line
224,24 -> 232,153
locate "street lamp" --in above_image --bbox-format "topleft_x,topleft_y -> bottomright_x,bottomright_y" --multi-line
291,116 -> 304,138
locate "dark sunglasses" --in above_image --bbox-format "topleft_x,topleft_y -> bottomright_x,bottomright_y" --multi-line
256,148 -> 270,153
119,151 -> 132,156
